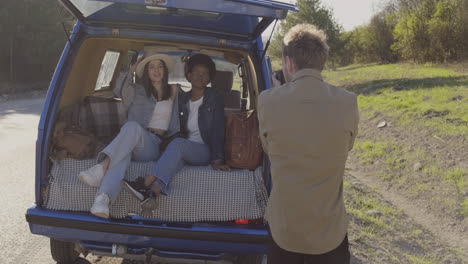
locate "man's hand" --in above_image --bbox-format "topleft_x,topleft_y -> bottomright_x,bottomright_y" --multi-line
211,160 -> 230,171
271,71 -> 283,87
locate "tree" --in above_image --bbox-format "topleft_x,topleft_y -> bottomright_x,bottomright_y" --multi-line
427,0 -> 459,62
0,0 -> 73,89
340,1 -> 399,65
268,0 -> 344,67
392,0 -> 434,62
368,9 -> 399,63
454,0 -> 468,59
392,0 -> 467,62
332,0 -> 468,65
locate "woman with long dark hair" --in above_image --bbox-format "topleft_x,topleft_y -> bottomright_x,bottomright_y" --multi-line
78,52 -> 178,218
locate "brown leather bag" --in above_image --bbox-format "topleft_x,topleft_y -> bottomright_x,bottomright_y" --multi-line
52,122 -> 101,160
224,110 -> 263,170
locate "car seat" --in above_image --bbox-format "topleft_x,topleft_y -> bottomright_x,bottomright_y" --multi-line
212,71 -> 240,109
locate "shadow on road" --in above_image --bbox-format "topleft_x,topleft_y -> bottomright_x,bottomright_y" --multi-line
345,76 -> 468,95
0,97 -> 44,121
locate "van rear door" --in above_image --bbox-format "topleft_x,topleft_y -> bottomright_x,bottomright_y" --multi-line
59,0 -> 297,41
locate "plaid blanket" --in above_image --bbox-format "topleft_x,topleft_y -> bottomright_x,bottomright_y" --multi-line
56,96 -> 128,146
83,96 -> 127,143
44,159 -> 268,222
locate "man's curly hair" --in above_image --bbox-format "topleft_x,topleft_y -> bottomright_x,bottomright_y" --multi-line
282,24 -> 329,71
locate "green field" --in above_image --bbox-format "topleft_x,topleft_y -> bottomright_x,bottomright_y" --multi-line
323,63 -> 468,136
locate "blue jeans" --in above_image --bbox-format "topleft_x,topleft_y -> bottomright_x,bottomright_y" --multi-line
150,138 -> 210,194
97,121 -> 161,201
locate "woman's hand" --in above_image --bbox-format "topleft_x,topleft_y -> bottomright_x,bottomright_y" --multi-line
130,56 -> 144,73
144,174 -> 157,187
170,84 -> 181,99
211,160 -> 230,171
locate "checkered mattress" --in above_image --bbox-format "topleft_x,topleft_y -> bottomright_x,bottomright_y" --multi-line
44,159 -> 268,222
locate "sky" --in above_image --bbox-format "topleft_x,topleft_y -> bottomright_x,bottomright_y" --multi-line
263,0 -> 383,39
321,0 -> 382,31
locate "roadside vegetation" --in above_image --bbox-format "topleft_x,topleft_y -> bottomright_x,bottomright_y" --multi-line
269,0 -> 468,67
319,62 -> 467,263
323,63 -> 467,222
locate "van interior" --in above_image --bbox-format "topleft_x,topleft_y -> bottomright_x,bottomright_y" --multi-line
44,37 -> 268,225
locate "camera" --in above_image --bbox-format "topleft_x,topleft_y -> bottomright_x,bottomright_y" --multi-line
273,70 -> 285,85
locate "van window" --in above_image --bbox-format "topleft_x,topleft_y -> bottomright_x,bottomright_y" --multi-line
123,50 -> 138,68
95,50 -> 120,91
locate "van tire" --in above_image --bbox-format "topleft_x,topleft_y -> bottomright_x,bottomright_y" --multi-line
236,255 -> 263,264
50,238 -> 80,263
69,257 -> 91,264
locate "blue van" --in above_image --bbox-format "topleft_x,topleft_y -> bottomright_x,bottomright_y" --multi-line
25,0 -> 296,263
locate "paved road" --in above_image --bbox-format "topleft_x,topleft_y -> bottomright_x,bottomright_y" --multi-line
0,97 -> 257,264
0,97 -> 55,264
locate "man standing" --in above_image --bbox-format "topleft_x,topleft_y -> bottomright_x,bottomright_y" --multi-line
258,24 -> 359,263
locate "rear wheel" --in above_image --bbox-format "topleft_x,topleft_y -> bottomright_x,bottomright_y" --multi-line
235,255 -> 264,264
69,257 -> 91,264
50,238 -> 80,263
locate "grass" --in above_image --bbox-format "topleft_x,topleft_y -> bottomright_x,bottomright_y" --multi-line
443,168 -> 466,192
354,141 -> 393,164
344,178 -> 463,263
323,63 -> 468,136
345,180 -> 399,233
404,254 -> 439,264
408,183 -> 430,194
232,76 -> 242,91
462,199 -> 468,217
443,168 -> 468,217
422,165 -> 442,176
354,141 -> 406,181
357,86 -> 467,135
353,138 -> 467,217
324,63 -> 464,85
347,198 -> 395,229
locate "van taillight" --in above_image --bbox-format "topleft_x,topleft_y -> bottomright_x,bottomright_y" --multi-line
235,218 -> 264,225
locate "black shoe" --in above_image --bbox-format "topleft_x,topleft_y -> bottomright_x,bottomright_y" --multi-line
121,177 -> 150,201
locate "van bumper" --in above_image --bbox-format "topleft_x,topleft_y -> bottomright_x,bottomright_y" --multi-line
26,206 -> 268,255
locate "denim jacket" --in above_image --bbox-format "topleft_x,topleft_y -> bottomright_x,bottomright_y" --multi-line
178,87 -> 225,162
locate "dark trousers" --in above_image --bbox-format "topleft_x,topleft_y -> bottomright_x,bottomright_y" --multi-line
267,230 -> 350,264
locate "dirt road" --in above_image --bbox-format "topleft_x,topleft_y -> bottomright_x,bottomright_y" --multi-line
0,97 -> 56,264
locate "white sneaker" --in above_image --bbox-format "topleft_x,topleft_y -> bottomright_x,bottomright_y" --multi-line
79,164 -> 105,187
90,193 -> 110,218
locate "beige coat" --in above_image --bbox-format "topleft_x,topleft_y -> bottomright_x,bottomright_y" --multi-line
257,68 -> 359,254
